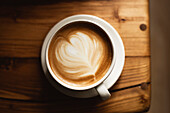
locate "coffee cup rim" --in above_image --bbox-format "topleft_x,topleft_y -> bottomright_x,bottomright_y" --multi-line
45,14 -> 116,90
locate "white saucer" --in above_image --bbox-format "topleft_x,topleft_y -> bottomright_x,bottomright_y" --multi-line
41,15 -> 125,98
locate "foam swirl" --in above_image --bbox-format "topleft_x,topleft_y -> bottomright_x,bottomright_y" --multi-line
54,32 -> 104,81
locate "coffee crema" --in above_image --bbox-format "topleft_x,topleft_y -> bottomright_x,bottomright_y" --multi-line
48,22 -> 113,87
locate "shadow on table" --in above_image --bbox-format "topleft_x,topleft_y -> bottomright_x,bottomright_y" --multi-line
39,64 -> 104,113
0,0 -> 90,6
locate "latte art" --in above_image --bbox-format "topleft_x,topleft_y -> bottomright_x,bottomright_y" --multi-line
55,32 -> 103,81
48,22 -> 113,87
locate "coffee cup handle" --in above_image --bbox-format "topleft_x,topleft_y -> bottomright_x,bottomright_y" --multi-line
96,83 -> 111,100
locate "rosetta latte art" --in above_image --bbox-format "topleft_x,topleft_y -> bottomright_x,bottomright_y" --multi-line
54,32 -> 104,81
49,24 -> 112,87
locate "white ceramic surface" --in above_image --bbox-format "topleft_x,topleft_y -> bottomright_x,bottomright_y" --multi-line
41,14 -> 125,98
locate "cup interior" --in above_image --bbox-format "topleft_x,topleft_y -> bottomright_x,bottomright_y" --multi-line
45,15 -> 116,90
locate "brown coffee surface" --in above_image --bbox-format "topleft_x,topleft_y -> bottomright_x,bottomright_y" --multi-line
48,22 -> 113,87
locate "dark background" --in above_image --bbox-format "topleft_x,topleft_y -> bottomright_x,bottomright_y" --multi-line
149,0 -> 170,112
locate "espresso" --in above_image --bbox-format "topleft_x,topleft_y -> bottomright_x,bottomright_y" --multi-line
48,22 -> 113,87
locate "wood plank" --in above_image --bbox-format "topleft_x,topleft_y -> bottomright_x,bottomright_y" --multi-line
111,56 -> 150,90
0,84 -> 150,113
0,0 -> 149,57
0,36 -> 150,57
0,57 -> 150,101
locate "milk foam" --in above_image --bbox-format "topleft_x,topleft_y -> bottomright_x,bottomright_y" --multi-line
54,32 -> 103,80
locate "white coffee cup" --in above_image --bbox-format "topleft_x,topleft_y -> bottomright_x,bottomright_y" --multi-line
45,15 -> 116,100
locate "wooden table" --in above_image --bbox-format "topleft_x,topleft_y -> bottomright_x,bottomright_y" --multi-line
0,0 -> 150,112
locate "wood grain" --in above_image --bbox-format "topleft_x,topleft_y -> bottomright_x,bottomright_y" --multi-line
0,0 -> 150,112
0,84 -> 150,113
0,57 -> 150,101
0,0 -> 149,57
